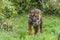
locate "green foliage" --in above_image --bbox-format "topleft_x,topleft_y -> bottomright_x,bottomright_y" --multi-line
0,0 -> 4,10
42,0 -> 60,15
1,0 -> 17,18
10,0 -> 60,15
0,0 -> 60,40
0,0 -> 60,18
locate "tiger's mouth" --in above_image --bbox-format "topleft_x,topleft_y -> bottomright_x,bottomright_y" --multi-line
32,21 -> 38,27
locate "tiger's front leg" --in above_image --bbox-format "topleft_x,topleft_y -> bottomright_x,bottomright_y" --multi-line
28,23 -> 33,35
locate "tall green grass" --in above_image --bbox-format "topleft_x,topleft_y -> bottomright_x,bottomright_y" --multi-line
0,15 -> 60,40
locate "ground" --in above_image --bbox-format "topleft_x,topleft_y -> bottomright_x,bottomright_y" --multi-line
0,14 -> 60,40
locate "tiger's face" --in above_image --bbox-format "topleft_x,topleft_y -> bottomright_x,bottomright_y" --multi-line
29,9 -> 40,27
29,9 -> 40,20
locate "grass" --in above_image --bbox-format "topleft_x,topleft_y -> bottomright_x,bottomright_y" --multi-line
0,14 -> 60,40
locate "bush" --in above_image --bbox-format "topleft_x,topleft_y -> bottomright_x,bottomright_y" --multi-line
1,0 -> 60,17
42,0 -> 60,15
